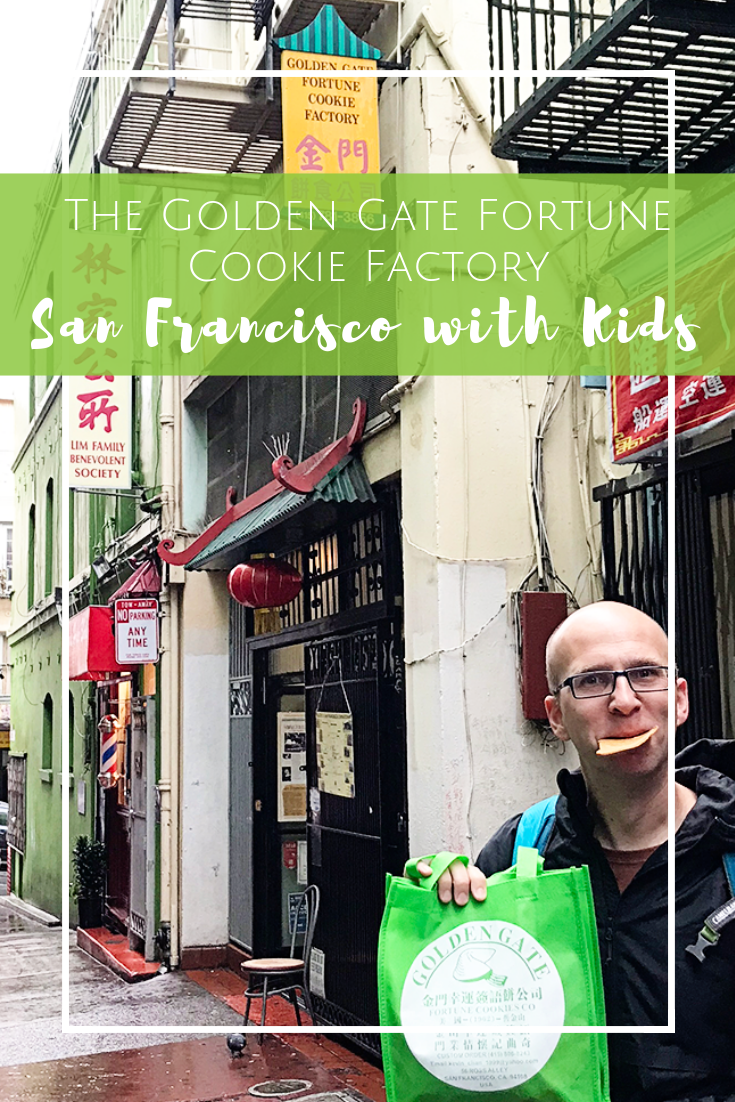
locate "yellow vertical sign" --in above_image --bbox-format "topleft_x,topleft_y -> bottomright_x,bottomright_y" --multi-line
281,51 -> 380,174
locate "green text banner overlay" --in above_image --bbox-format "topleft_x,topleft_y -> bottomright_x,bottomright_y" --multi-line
2,173 -> 730,376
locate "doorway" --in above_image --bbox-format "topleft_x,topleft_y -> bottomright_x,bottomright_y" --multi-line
252,644 -> 308,956
101,678 -> 132,930
227,489 -> 407,1030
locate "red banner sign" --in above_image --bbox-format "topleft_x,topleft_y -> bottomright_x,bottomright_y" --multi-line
610,375 -> 735,463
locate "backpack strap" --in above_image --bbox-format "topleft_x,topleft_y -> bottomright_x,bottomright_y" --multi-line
724,852 -> 735,896
512,795 -> 558,866
684,852 -> 735,963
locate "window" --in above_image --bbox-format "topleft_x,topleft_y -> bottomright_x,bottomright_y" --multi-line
0,525 -> 11,594
45,479 -> 54,597
27,505 -> 36,609
42,694 -> 54,772
68,693 -> 75,776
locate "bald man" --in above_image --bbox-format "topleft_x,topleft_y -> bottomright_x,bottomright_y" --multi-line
416,602 -> 735,1102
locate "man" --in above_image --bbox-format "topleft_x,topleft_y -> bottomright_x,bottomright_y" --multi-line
416,602 -> 735,1102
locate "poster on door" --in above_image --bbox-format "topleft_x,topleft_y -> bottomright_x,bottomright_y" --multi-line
277,712 -> 307,823
315,711 -> 355,798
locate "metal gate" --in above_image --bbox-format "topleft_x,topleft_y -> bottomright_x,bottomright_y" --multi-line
596,470 -> 668,627
674,470 -> 723,748
7,754 -> 26,856
305,619 -> 407,1038
128,696 -> 157,958
229,599 -> 254,950
597,462 -> 732,749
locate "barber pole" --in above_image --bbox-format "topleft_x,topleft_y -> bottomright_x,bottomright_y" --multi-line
98,714 -> 120,789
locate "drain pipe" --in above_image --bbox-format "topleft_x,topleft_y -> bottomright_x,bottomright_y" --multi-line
166,0 -> 176,95
380,374 -> 422,424
157,237 -> 183,967
386,7 -> 493,147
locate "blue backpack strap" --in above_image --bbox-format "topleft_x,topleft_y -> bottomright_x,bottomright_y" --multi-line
685,853 -> 735,963
724,853 -> 735,896
512,795 -> 558,866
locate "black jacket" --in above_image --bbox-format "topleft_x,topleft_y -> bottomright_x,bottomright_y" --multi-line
475,739 -> 735,1102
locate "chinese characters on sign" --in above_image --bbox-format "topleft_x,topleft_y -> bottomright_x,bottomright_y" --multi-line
68,375 -> 132,488
281,51 -> 380,175
64,228 -> 133,487
610,375 -> 735,463
62,233 -> 131,376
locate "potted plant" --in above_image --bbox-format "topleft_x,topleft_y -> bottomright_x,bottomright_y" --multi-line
72,836 -> 106,929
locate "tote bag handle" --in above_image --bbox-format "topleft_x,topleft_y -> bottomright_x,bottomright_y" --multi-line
404,846 -> 542,891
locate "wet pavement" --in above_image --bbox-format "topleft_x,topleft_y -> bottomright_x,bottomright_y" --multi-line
1,1035 -> 381,1102
0,896 -> 386,1102
0,898 -> 242,1067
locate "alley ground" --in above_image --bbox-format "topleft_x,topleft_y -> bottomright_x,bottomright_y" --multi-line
0,892 -> 385,1102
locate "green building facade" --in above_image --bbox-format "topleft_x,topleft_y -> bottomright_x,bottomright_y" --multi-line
9,378 -> 94,917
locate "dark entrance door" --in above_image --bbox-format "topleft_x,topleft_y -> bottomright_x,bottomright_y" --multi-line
101,682 -> 132,930
304,618 -> 407,1031
251,645 -> 308,957
227,488 -> 406,1028
128,696 -> 156,957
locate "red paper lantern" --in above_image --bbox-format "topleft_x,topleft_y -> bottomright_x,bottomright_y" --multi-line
227,559 -> 303,608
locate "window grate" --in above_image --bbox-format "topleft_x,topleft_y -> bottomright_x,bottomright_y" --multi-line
272,510 -> 386,632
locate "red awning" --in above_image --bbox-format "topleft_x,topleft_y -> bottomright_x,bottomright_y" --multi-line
69,606 -> 133,681
107,559 -> 161,605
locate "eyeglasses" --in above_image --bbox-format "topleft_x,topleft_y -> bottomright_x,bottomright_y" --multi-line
555,665 -> 670,699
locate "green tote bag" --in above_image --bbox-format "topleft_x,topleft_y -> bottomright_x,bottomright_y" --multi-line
378,848 -> 611,1102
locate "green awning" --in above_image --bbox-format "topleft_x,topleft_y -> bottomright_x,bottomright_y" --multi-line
187,453 -> 375,570
275,4 -> 381,59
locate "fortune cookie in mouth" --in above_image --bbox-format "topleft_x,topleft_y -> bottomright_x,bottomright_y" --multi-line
596,726 -> 658,756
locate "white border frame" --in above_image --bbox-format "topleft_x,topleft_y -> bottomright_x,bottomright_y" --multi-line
59,63 -> 678,1036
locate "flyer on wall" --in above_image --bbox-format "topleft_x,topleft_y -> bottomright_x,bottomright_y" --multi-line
1,1 -> 734,1099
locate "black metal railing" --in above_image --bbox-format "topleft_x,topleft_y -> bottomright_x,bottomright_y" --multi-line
489,0 -> 619,124
595,466 -> 726,750
178,0 -> 273,38
488,0 -> 735,172
596,468 -> 667,629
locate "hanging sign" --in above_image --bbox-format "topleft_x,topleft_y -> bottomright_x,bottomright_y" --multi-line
281,50 -> 380,176
609,374 -> 735,462
68,374 -> 132,488
114,598 -> 159,664
315,711 -> 355,798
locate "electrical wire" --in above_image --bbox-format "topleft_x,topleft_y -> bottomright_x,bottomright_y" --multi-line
404,600 -> 507,667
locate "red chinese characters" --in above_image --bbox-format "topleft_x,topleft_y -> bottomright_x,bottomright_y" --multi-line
76,375 -> 119,434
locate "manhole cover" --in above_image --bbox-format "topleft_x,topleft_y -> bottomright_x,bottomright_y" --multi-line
249,1081 -> 312,1098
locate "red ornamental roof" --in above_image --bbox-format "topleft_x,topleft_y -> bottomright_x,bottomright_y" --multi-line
157,397 -> 367,568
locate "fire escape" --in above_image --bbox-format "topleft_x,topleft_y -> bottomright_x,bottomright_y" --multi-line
488,0 -> 735,172
85,0 -> 388,173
